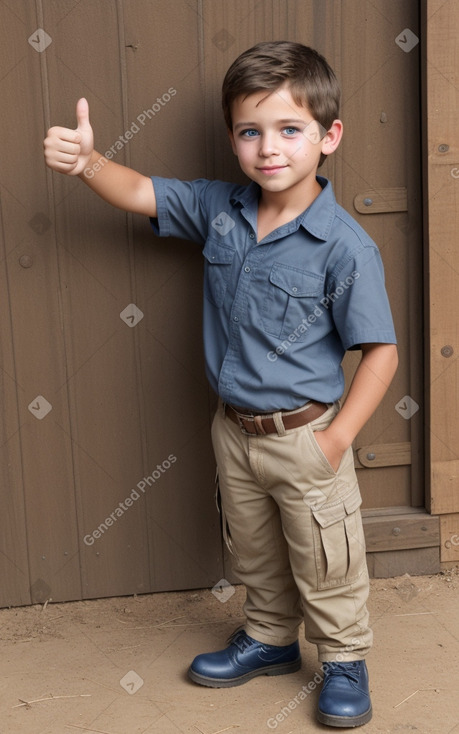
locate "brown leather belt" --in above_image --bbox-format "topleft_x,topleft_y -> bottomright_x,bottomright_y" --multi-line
224,400 -> 329,435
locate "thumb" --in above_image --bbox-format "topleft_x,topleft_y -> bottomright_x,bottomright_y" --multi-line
75,97 -> 91,132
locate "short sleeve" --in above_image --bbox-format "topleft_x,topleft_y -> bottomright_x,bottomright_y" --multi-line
328,244 -> 397,350
150,177 -> 213,244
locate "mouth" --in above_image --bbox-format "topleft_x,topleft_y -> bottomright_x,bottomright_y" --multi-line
256,165 -> 288,176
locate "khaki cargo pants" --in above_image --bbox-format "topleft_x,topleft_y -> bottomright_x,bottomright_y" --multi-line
211,400 -> 373,662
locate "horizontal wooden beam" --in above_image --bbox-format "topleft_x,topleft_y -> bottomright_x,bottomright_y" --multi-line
367,547 -> 440,578
354,187 -> 408,214
355,442 -> 411,469
362,511 -> 440,553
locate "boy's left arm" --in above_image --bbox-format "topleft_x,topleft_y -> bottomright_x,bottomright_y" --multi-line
313,343 -> 399,472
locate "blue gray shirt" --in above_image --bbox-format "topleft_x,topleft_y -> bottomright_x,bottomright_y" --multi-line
151,175 -> 396,412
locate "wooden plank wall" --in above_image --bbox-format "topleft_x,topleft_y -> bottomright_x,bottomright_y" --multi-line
0,0 -> 222,607
0,0 -> 425,607
425,0 -> 459,566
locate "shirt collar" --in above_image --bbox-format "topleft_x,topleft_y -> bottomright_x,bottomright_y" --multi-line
230,176 -> 336,242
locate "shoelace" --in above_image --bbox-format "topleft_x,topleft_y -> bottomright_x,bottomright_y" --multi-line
324,662 -> 360,684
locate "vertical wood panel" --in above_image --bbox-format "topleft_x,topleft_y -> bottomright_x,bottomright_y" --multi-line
122,0 -> 223,591
42,0 -> 151,599
323,0 -> 423,509
0,1 -> 84,603
0,0 -> 35,607
0,201 -> 31,607
425,0 -> 459,527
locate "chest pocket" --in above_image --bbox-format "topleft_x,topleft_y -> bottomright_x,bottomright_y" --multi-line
203,240 -> 236,307
262,262 -> 325,340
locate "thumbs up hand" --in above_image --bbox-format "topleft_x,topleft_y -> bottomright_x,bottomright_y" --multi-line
44,98 -> 94,175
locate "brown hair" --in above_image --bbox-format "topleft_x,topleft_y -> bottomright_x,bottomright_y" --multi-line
222,41 -> 340,164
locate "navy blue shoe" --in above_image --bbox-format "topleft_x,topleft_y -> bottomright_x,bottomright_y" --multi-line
188,629 -> 301,688
317,660 -> 372,728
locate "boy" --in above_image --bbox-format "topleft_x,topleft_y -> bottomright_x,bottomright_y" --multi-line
44,41 -> 398,728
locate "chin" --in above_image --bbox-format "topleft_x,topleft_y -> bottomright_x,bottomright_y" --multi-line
259,180 -> 291,191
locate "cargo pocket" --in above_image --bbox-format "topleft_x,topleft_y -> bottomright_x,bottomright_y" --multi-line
203,239 -> 236,307
310,483 -> 366,590
262,263 -> 324,340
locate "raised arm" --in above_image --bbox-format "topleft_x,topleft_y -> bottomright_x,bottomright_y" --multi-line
44,98 -> 157,218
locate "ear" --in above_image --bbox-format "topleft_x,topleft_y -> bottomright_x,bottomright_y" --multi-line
227,128 -> 238,155
321,119 -> 343,156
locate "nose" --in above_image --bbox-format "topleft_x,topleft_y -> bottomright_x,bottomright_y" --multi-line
258,132 -> 279,158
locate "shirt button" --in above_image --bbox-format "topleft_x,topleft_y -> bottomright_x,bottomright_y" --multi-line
292,286 -> 298,292
249,233 -> 255,239
244,266 -> 251,273
233,316 -> 239,322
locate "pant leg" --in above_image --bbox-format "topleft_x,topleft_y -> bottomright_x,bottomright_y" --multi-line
212,401 -> 373,660
211,403 -> 303,646
261,404 -> 373,662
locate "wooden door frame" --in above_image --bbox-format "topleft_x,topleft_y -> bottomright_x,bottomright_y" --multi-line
423,0 -> 459,568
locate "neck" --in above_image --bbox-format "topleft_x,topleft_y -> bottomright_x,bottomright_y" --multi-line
259,176 -> 322,218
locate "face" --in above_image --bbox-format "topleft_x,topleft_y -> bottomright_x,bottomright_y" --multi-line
228,85 -> 342,199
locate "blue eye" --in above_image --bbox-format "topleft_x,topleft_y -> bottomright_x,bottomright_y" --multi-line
240,129 -> 259,137
282,127 -> 299,136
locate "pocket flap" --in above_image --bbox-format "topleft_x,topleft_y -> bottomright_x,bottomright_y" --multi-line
203,240 -> 235,265
269,263 -> 324,297
312,502 -> 347,529
311,484 -> 362,529
344,486 -> 362,515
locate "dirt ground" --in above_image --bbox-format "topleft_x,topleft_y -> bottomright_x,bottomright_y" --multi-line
1,569 -> 458,734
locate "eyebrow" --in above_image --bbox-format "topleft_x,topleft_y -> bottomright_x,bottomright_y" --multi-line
233,118 -> 309,131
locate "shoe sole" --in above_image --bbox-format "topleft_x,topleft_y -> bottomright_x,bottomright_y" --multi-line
317,705 -> 372,728
188,657 -> 301,688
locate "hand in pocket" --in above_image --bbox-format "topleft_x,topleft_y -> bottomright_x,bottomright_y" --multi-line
313,428 -> 346,473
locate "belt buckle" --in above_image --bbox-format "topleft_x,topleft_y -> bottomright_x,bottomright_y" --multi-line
228,405 -> 271,436
234,409 -> 260,436
235,412 -> 249,432
240,414 -> 258,435
240,413 -> 268,435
